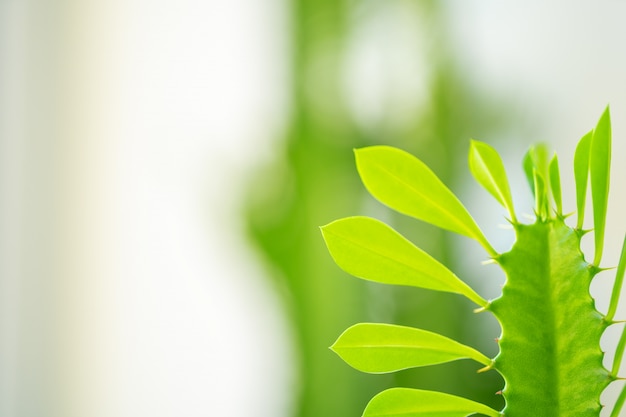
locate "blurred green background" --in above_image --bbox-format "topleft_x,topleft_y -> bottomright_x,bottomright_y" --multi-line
245,1 -> 626,416
2,1 -> 626,417
244,2 -> 513,416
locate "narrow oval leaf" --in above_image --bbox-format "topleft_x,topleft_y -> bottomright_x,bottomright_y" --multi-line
611,319 -> 626,377
468,140 -> 517,223
522,147 -> 535,196
533,144 -> 550,181
363,388 -> 501,417
524,145 -> 551,220
533,168 -> 548,220
321,216 -> 487,306
549,153 -> 562,216
331,323 -> 491,374
607,234 -> 626,322
574,130 -> 592,229
354,146 -> 496,256
610,384 -> 626,417
590,107 -> 612,265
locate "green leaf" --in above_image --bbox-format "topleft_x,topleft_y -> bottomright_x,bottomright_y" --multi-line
533,144 -> 550,181
533,168 -> 548,220
610,384 -> 626,417
607,235 -> 626,322
354,146 -> 496,256
321,216 -> 487,307
611,320 -> 626,377
549,153 -> 562,216
468,140 -> 517,223
523,145 -> 551,220
362,388 -> 501,417
574,130 -> 592,230
522,148 -> 535,196
331,323 -> 491,374
590,107 -> 612,266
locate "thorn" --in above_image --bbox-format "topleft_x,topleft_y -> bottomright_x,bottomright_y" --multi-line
495,337 -> 500,343
589,264 -> 611,276
481,259 -> 497,265
588,264 -> 602,275
495,390 -> 503,395
474,306 -> 487,313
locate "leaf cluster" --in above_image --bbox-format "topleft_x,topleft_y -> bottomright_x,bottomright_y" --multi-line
321,108 -> 626,416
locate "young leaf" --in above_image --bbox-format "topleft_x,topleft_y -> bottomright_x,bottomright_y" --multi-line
468,140 -> 517,223
320,216 -> 488,307
354,146 -> 496,256
524,145 -> 551,220
549,153 -> 562,216
611,384 -> 626,417
533,168 -> 548,220
533,144 -> 550,181
574,131 -> 592,230
612,322 -> 626,378
523,145 -> 550,189
522,148 -> 535,197
590,107 -> 612,266
362,388 -> 501,417
607,235 -> 626,322
331,323 -> 491,374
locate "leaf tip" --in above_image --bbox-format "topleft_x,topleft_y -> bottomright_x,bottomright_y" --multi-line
353,147 -> 368,164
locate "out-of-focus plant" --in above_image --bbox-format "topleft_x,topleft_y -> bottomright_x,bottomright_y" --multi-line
322,108 -> 626,416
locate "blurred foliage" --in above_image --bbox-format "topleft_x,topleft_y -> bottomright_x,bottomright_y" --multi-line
245,1 -> 519,416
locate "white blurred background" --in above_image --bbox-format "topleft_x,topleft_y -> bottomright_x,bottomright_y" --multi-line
1,1 -> 626,416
